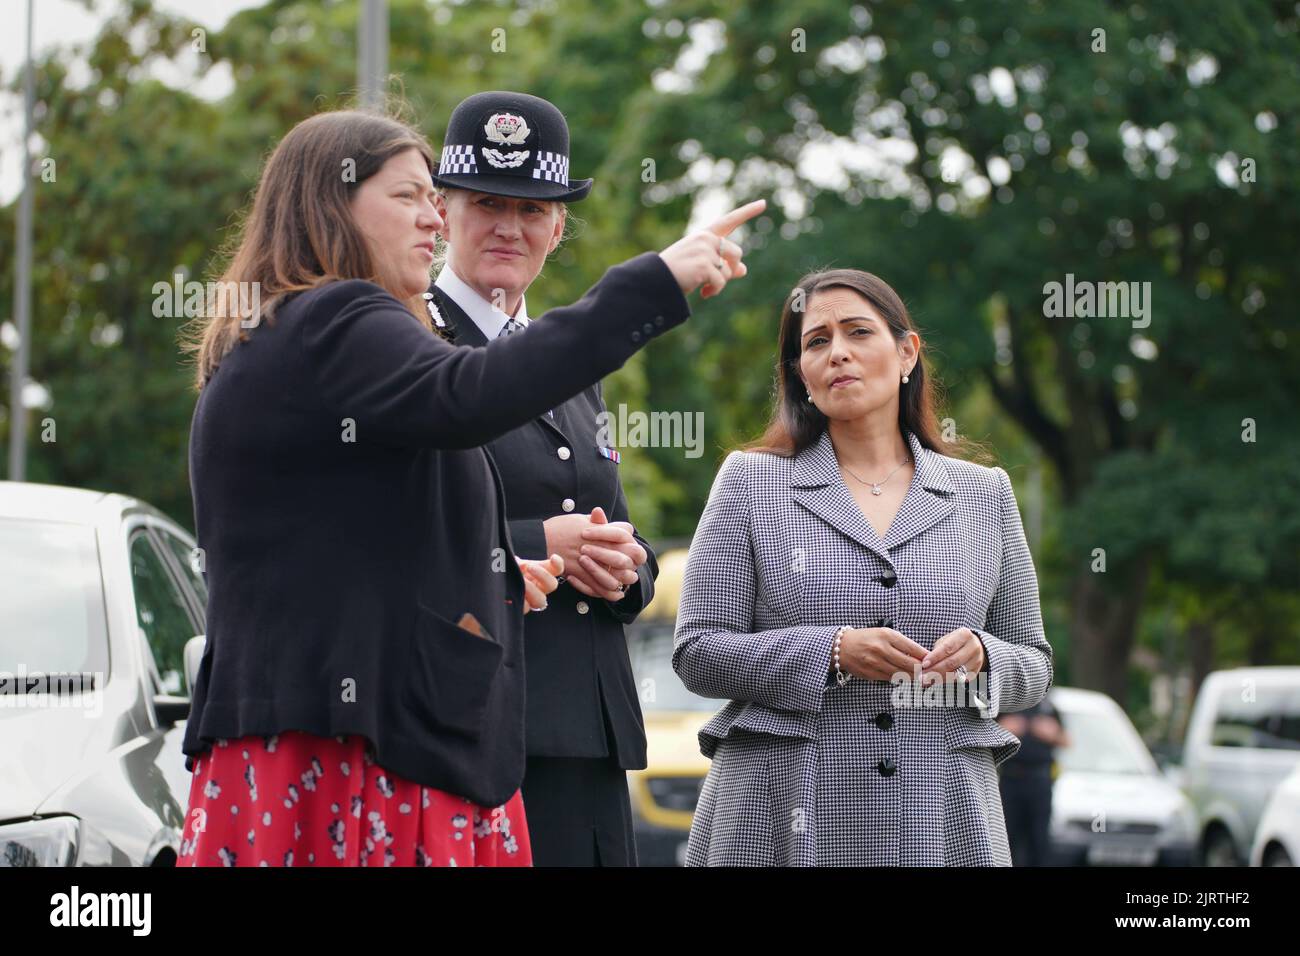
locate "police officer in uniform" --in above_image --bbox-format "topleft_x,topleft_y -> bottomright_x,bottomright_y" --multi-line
998,695 -> 1069,865
425,91 -> 658,866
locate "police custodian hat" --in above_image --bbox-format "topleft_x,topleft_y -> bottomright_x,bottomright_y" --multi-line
431,90 -> 593,202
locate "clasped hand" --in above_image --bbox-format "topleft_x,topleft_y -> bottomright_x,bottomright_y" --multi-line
543,506 -> 647,602
836,625 -> 986,685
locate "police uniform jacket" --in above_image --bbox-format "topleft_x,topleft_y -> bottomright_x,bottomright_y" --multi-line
427,273 -> 659,769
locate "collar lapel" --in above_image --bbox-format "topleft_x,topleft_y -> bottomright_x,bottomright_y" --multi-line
881,430 -> 956,551
792,430 -> 891,563
429,284 -> 488,347
790,429 -> 956,560
538,397 -> 574,442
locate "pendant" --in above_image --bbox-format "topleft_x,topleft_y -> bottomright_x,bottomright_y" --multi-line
871,485 -> 883,496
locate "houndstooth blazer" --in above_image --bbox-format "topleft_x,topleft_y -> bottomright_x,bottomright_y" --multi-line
672,428 -> 1054,865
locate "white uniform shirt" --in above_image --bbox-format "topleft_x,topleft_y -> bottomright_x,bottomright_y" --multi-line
434,263 -> 530,339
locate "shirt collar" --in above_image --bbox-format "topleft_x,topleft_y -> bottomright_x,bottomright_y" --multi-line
434,263 -> 529,340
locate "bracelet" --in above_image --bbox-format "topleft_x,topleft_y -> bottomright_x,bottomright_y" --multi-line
832,626 -> 851,687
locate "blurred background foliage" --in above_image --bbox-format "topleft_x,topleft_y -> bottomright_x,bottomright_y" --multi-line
1,0 -> 1297,736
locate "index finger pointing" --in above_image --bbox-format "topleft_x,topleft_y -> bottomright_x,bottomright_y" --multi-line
707,198 -> 767,237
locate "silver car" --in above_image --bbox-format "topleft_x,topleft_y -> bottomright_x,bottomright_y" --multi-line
0,480 -> 205,866
1181,667 -> 1300,865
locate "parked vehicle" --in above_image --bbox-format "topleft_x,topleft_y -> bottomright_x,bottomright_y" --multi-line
1250,763 -> 1300,866
1045,687 -> 1198,866
0,481 -> 205,866
1182,667 -> 1300,865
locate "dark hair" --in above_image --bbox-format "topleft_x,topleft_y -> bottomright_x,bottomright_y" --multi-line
746,268 -> 987,463
184,109 -> 437,389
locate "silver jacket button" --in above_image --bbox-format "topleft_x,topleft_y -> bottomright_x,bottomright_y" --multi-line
557,446 -> 571,460
561,498 -> 575,512
576,601 -> 590,615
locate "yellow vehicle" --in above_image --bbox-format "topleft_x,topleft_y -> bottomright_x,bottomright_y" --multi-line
626,547 -> 720,866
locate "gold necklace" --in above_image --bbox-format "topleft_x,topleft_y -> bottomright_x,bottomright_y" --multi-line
841,454 -> 911,496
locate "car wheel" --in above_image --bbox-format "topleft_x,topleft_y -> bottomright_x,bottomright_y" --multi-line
1202,828 -> 1241,867
1262,845 -> 1293,867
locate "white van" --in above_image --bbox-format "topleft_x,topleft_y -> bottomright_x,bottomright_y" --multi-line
1181,667 -> 1300,865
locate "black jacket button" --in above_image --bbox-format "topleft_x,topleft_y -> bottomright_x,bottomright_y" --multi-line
877,758 -> 897,777
875,712 -> 893,731
879,569 -> 897,588
631,330 -> 642,343
643,322 -> 655,336
654,315 -> 665,327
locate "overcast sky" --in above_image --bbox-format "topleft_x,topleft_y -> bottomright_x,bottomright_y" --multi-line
0,0 -> 263,203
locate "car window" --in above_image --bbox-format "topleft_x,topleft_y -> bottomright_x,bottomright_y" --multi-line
1279,690 -> 1300,749
128,531 -> 196,691
0,518 -> 108,681
1055,704 -> 1156,775
1211,683 -> 1299,750
155,526 -> 208,609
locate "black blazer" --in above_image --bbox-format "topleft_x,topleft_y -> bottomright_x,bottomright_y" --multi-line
429,284 -> 653,769
181,253 -> 689,807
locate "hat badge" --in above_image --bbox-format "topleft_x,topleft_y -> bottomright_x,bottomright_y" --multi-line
484,112 -> 531,145
482,112 -> 532,169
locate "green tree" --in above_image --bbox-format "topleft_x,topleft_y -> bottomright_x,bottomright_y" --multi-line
1,1 -> 247,521
583,0 -> 1300,702
4,0 -> 1297,710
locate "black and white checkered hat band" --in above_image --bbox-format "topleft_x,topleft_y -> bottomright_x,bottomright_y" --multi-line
439,144 -> 477,175
532,150 -> 569,185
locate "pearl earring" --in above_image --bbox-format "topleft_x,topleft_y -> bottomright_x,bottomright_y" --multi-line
806,390 -> 813,403
901,371 -> 910,384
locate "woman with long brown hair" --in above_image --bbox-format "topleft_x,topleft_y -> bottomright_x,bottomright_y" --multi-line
177,107 -> 761,866
673,268 -> 1054,866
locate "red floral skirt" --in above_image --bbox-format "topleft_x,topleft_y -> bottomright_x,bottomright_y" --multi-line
179,731 -> 531,867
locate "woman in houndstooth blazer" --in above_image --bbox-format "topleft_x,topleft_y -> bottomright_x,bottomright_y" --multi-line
674,269 -> 1054,866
